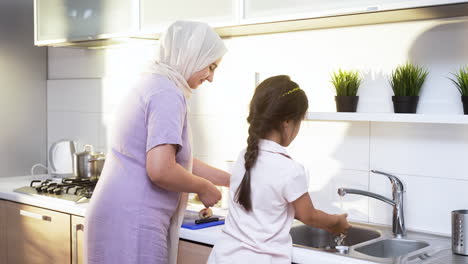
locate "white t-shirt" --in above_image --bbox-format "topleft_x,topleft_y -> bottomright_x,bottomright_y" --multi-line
208,139 -> 309,264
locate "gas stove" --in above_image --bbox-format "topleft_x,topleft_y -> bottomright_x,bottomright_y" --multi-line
14,177 -> 97,203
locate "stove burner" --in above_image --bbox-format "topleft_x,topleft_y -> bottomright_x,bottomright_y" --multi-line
15,177 -> 98,203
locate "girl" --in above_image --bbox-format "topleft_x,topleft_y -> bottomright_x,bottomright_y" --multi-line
208,75 -> 350,263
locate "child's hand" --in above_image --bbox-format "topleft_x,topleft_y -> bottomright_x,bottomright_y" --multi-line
328,213 -> 351,235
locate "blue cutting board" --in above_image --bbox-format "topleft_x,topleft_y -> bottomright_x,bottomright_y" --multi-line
181,210 -> 225,230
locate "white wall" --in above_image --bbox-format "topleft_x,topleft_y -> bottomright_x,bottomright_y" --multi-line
47,15 -> 468,235
0,0 -> 47,177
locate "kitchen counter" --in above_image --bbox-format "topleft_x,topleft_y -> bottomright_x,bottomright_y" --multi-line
0,175 -> 463,264
0,175 -> 375,263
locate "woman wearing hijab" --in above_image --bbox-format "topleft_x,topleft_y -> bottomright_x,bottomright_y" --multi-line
85,21 -> 229,264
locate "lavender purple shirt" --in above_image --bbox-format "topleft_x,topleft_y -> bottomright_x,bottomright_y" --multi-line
85,74 -> 191,264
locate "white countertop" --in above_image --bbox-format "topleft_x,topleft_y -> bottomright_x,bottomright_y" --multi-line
0,175 -> 376,264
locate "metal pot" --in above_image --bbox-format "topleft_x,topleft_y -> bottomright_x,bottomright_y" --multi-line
73,145 -> 105,179
89,153 -> 105,178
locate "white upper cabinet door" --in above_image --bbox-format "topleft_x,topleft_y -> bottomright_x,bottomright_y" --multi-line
242,0 -> 467,23
140,0 -> 238,34
35,0 -> 139,43
243,0 -> 394,22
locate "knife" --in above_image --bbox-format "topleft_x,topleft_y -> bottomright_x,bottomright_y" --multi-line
195,217 -> 224,224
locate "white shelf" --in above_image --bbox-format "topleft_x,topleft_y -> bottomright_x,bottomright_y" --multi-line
305,112 -> 468,124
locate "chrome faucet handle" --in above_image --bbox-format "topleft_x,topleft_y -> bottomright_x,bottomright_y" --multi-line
371,170 -> 406,237
371,170 -> 404,192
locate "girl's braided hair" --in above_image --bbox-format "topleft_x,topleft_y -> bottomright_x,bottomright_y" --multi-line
234,75 -> 308,211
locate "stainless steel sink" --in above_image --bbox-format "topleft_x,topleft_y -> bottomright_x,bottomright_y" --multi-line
290,223 -> 381,249
354,238 -> 429,258
290,221 -> 451,264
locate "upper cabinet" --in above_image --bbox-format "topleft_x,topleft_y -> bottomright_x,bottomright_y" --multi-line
242,0 -> 467,22
35,0 -> 139,45
243,0 -> 392,21
140,0 -> 238,34
34,0 -> 468,47
34,0 -> 237,46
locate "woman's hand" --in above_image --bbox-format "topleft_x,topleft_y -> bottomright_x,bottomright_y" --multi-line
197,181 -> 222,208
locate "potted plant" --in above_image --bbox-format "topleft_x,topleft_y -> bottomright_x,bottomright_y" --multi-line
330,69 -> 362,112
449,66 -> 468,115
389,62 -> 429,114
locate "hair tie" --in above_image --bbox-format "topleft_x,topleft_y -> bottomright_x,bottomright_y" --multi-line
281,87 -> 300,97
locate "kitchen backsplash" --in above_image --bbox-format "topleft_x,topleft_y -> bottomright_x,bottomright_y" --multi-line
47,16 -> 468,235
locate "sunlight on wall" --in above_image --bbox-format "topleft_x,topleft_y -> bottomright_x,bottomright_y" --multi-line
99,43 -> 159,151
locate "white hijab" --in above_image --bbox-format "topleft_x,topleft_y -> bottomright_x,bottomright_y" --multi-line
149,21 -> 227,100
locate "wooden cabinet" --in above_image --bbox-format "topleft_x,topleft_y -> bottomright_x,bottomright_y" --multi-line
177,239 -> 213,264
0,200 -> 217,264
4,201 -> 71,264
0,200 -> 6,264
72,216 -> 85,264
0,200 -> 213,264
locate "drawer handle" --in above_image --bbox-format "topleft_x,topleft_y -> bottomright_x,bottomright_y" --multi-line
73,224 -> 84,264
19,209 -> 52,221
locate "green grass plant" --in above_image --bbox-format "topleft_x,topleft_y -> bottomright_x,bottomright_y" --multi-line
449,66 -> 468,96
330,69 -> 362,96
390,62 -> 429,96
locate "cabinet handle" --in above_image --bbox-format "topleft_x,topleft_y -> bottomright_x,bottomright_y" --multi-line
73,224 -> 84,264
19,209 -> 51,221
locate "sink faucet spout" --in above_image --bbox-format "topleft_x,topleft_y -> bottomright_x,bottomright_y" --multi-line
338,188 -> 395,206
338,170 -> 406,238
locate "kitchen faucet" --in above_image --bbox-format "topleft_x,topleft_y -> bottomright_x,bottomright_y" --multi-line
337,170 -> 406,238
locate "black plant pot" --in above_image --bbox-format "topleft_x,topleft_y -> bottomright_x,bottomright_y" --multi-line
392,96 -> 419,114
462,96 -> 468,115
335,96 -> 359,112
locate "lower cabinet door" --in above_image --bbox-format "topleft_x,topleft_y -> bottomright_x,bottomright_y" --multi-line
177,239 -> 213,264
72,216 -> 85,264
0,200 -> 6,264
5,201 -> 71,264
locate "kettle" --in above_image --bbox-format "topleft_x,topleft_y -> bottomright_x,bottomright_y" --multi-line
73,144 -> 106,179
48,140 -> 77,177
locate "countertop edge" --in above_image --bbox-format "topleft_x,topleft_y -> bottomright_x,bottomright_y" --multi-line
0,190 -> 87,216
